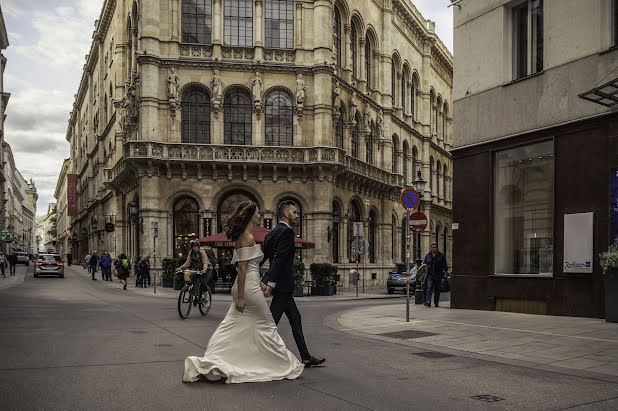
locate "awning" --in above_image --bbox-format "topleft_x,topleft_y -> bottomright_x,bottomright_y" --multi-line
579,74 -> 618,107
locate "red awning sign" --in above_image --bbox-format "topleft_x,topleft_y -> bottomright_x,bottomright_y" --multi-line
409,212 -> 428,233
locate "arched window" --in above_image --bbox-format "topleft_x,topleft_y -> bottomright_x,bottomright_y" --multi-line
333,202 -> 340,263
411,74 -> 417,120
265,91 -> 293,146
224,88 -> 252,145
436,96 -> 442,139
351,23 -> 358,77
443,164 -> 448,200
365,34 -> 371,88
217,191 -> 258,232
173,196 -> 200,258
437,160 -> 442,199
369,210 -> 377,263
265,0 -> 293,49
443,103 -> 449,143
348,201 -> 362,262
335,105 -> 344,149
333,7 -> 342,67
391,58 -> 396,106
429,157 -> 434,195
392,215 -> 396,260
401,71 -> 407,113
430,89 -> 435,134
351,114 -> 360,158
412,146 -> 418,182
182,88 -> 211,144
182,0 -> 212,44
392,135 -> 399,173
366,124 -> 374,165
224,0 -> 252,46
103,93 -> 108,125
403,141 -> 409,185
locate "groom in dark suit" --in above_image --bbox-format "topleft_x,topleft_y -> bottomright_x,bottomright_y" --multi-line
261,200 -> 325,367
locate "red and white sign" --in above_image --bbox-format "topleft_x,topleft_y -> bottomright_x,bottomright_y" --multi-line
67,174 -> 78,217
409,212 -> 428,233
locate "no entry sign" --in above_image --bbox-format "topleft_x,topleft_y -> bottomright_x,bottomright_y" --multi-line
409,212 -> 428,233
400,188 -> 420,211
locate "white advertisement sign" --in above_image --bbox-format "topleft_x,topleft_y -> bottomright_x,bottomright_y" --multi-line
563,212 -> 594,273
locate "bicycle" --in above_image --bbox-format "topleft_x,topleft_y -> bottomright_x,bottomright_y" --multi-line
177,270 -> 212,319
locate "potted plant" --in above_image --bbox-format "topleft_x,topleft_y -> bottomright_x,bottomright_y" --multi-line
293,261 -> 305,297
600,245 -> 618,323
310,263 -> 339,296
161,257 -> 184,288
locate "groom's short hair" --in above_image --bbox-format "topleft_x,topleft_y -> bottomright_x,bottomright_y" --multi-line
278,200 -> 297,218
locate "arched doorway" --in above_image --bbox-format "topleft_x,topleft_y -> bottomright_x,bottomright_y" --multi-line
173,196 -> 199,258
347,201 -> 362,263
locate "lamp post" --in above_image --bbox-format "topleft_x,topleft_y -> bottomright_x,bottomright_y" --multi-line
128,201 -> 139,277
413,170 -> 427,305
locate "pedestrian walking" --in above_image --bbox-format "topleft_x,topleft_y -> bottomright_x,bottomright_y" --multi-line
67,253 -> 72,266
100,252 -> 112,281
115,253 -> 130,290
8,253 -> 17,276
89,252 -> 98,280
135,256 -> 147,288
84,253 -> 91,270
423,243 -> 449,308
142,256 -> 151,287
0,252 -> 7,278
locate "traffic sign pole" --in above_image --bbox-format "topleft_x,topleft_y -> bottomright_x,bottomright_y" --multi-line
406,208 -> 410,322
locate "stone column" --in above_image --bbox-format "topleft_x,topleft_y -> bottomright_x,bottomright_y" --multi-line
312,0 -> 333,64
358,37 -> 366,91
313,72 -> 332,146
381,0 -> 394,106
343,24 -> 352,82
254,0 -> 264,62
295,0 -> 303,48
213,0 -> 223,59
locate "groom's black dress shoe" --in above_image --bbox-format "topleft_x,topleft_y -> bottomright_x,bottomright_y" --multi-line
303,357 -> 325,367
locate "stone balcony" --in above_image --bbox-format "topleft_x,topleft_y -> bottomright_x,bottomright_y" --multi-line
105,141 -> 403,191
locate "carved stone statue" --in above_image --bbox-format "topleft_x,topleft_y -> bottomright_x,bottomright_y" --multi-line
211,69 -> 223,104
364,107 -> 371,131
251,72 -> 263,104
333,80 -> 342,109
377,109 -> 384,138
166,67 -> 179,100
350,91 -> 358,123
295,74 -> 305,107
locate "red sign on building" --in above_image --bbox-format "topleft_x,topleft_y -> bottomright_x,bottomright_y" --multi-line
67,174 -> 78,217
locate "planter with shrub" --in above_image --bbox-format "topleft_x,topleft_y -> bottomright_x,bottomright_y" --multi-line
600,245 -> 618,323
293,261 -> 305,297
310,263 -> 339,296
162,257 -> 184,288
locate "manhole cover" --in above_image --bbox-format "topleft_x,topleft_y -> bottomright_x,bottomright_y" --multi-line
379,330 -> 437,339
129,330 -> 147,334
413,351 -> 453,359
471,395 -> 505,403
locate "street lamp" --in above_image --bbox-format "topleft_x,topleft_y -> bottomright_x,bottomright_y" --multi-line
128,201 -> 139,221
414,169 -> 426,200
328,209 -> 340,243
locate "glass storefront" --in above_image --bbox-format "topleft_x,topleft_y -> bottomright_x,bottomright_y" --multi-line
494,140 -> 553,275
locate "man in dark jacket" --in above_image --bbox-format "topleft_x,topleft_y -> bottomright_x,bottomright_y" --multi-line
423,242 -> 449,308
8,253 -> 17,276
261,201 -> 325,368
89,252 -> 99,280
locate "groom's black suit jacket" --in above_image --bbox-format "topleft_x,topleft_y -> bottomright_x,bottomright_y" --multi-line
261,222 -> 296,293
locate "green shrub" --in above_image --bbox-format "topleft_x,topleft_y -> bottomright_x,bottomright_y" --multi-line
294,260 -> 306,288
600,245 -> 618,276
310,263 -> 340,286
162,257 -> 185,281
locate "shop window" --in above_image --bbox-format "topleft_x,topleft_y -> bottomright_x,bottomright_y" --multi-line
173,196 -> 199,258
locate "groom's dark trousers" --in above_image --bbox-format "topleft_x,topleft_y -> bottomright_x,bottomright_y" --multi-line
262,222 -> 311,362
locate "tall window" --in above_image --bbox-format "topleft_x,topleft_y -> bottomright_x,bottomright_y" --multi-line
392,215 -> 396,260
392,135 -> 399,173
494,140 -> 553,275
333,203 -> 340,263
265,91 -> 293,146
224,88 -> 252,145
430,89 -> 435,134
369,211 -> 377,263
443,165 -> 448,199
266,0 -> 293,49
513,0 -> 543,80
335,106 -> 344,149
182,88 -> 211,143
365,35 -> 371,88
348,202 -> 362,262
411,76 -> 416,120
351,24 -> 358,77
366,125 -> 373,164
401,73 -> 406,112
403,142 -> 409,185
182,0 -> 212,44
412,146 -> 418,182
429,157 -> 434,195
391,60 -> 396,106
224,0 -> 253,46
443,227 -> 448,255
437,161 -> 442,199
614,0 -> 618,46
173,196 -> 199,258
333,7 -> 342,67
352,114 -> 360,158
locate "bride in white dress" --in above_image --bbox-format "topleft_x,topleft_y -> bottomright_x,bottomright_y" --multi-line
183,201 -> 304,383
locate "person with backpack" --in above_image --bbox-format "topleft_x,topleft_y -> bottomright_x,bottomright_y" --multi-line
100,252 -> 112,281
89,252 -> 99,280
0,252 -> 7,278
115,253 -> 130,290
135,256 -> 150,288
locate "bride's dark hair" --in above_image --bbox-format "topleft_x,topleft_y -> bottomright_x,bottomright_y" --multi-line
224,201 -> 258,241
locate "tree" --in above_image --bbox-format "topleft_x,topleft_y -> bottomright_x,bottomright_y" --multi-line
47,204 -> 57,240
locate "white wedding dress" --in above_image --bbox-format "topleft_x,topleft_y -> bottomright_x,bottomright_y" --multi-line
183,244 -> 304,383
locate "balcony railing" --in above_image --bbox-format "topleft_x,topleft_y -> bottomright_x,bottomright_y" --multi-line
107,141 -> 402,188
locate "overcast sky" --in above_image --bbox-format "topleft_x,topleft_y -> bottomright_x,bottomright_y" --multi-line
1,0 -> 452,217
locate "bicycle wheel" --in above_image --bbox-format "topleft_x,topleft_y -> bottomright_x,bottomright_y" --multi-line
199,288 -> 212,316
177,284 -> 192,319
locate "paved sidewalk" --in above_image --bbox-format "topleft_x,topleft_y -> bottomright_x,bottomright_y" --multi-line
334,303 -> 618,382
0,265 -> 26,291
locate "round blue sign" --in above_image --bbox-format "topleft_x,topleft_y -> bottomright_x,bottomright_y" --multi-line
400,188 -> 420,210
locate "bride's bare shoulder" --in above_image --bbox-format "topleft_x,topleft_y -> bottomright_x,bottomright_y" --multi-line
235,232 -> 256,249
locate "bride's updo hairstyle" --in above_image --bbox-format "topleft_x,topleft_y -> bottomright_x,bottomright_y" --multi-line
224,200 -> 258,241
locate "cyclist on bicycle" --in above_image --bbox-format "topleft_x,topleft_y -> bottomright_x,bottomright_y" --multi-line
176,240 -> 213,307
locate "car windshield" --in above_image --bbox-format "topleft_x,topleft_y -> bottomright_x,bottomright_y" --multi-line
39,255 -> 61,262
392,264 -> 407,274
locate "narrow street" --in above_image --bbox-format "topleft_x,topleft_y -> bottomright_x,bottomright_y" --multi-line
0,265 -> 616,410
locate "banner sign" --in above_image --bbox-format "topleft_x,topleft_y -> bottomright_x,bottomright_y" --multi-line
609,167 -> 618,245
563,212 -> 594,273
67,174 -> 78,217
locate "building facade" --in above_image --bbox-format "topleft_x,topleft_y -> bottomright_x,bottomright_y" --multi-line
0,7 -> 9,241
41,203 -> 57,253
55,159 -> 71,261
65,0 -> 453,284
452,0 -> 618,317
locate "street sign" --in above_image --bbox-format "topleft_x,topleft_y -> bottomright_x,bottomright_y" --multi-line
0,231 -> 10,241
353,222 -> 363,237
409,212 -> 428,233
400,188 -> 420,211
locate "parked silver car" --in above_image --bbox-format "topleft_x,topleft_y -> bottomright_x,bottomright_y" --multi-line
33,254 -> 64,278
15,252 -> 30,266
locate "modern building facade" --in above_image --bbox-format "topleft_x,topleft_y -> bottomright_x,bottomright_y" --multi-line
65,0 -> 453,284
452,0 -> 618,317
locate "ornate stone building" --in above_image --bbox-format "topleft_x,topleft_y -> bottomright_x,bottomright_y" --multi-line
64,0 -> 452,285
